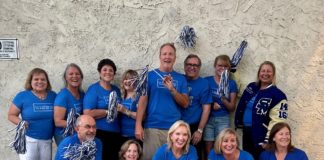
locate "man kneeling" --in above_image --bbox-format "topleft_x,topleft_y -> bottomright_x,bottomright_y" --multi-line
55,115 -> 102,160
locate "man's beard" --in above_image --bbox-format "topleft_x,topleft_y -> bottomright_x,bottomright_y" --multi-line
84,135 -> 95,141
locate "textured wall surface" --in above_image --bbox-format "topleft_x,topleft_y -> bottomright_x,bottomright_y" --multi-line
0,0 -> 323,159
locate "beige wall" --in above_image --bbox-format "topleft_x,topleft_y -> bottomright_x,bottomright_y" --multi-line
0,0 -> 323,159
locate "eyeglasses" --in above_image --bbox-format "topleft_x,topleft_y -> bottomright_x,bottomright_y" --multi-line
80,124 -> 96,129
216,64 -> 229,68
185,63 -> 201,68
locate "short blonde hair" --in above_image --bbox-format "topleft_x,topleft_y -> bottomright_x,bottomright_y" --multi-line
167,120 -> 191,154
214,128 -> 240,154
119,140 -> 142,160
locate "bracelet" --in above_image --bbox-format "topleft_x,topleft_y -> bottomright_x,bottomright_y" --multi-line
197,128 -> 203,134
105,110 -> 108,115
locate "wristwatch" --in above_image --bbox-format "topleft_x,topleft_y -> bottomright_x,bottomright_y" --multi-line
197,128 -> 203,134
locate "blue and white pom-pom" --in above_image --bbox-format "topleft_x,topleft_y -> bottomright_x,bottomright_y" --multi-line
106,91 -> 118,123
217,69 -> 229,99
9,120 -> 27,154
230,40 -> 248,73
133,65 -> 149,100
179,25 -> 197,48
63,108 -> 78,137
63,140 -> 97,160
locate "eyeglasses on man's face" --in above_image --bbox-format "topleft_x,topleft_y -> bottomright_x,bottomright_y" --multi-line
80,124 -> 96,129
185,63 -> 201,68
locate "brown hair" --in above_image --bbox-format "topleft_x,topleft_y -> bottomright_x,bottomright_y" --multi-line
184,54 -> 202,66
256,61 -> 276,86
119,139 -> 142,160
97,58 -> 117,74
24,68 -> 52,91
213,55 -> 231,70
265,122 -> 295,152
214,128 -> 240,154
120,69 -> 138,99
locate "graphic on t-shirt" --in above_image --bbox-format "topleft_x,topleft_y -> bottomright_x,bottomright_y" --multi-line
33,103 -> 53,112
74,103 -> 82,113
157,79 -> 179,89
211,88 -> 221,99
103,96 -> 109,104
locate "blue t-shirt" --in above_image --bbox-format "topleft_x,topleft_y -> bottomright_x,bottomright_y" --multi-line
144,69 -> 188,129
13,90 -> 56,140
259,148 -> 308,160
181,77 -> 212,124
54,88 -> 84,135
54,134 -> 102,160
153,144 -> 198,160
208,149 -> 253,160
83,82 -> 121,132
243,95 -> 257,126
120,97 -> 138,137
205,76 -> 238,117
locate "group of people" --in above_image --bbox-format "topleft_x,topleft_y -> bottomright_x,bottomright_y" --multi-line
7,42 -> 308,160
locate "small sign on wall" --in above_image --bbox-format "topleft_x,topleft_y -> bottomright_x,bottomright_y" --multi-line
0,38 -> 19,60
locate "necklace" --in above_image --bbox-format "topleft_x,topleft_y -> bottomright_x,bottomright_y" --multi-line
32,90 -> 47,100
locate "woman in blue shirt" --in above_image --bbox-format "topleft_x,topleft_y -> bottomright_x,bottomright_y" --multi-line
119,139 -> 143,160
118,70 -> 139,141
259,122 -> 308,160
208,128 -> 253,160
8,68 -> 56,160
54,63 -> 84,145
83,58 -> 122,160
153,120 -> 198,160
204,55 -> 238,154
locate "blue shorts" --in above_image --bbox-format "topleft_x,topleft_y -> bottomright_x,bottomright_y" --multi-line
203,115 -> 230,141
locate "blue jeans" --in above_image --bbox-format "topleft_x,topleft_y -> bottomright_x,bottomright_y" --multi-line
203,115 -> 230,141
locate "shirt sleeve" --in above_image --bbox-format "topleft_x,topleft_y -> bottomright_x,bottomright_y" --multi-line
229,80 -> 239,93
12,91 -> 25,110
54,142 -> 68,160
152,146 -> 164,160
201,82 -> 213,105
54,91 -> 68,108
188,145 -> 198,160
265,99 -> 288,142
207,150 -> 216,160
179,76 -> 189,94
83,86 -> 98,110
259,151 -> 268,160
95,139 -> 103,160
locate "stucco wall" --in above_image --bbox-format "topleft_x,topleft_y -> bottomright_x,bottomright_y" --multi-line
0,0 -> 323,159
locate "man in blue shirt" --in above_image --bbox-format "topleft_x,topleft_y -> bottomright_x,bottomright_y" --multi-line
182,54 -> 212,159
55,115 -> 102,160
135,43 -> 190,160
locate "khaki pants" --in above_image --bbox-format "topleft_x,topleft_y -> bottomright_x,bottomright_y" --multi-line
143,128 -> 168,160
